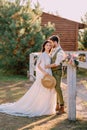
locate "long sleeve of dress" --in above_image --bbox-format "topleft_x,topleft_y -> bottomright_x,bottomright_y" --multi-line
36,52 -> 52,79
36,54 -> 43,67
36,53 -> 45,79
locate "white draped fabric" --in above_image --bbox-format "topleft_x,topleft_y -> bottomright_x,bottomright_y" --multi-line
0,52 -> 57,117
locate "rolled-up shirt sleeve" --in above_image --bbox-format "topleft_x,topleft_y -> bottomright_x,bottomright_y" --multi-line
55,50 -> 65,66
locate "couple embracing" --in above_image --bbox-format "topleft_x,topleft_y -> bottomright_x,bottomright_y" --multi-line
0,35 -> 65,117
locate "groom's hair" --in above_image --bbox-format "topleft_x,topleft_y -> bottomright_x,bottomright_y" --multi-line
49,35 -> 60,44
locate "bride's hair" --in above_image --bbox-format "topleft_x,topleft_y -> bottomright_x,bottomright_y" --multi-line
42,40 -> 52,52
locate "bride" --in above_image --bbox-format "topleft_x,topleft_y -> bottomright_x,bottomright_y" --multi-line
0,40 -> 57,117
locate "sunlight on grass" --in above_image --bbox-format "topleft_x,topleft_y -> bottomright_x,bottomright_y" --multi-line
0,99 -> 4,103
0,81 -> 29,103
5,81 -> 25,88
0,90 -> 6,94
77,68 -> 87,78
0,93 -> 6,98
12,91 -> 26,96
13,94 -> 26,102
80,80 -> 87,89
18,115 -> 59,130
82,101 -> 87,107
10,87 -> 23,91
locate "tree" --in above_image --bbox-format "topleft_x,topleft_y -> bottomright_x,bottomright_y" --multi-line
82,30 -> 87,48
0,0 -> 55,75
79,13 -> 87,49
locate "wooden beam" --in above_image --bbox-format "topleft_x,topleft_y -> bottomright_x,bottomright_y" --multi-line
67,65 -> 76,121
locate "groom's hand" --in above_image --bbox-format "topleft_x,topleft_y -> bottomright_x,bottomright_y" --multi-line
45,65 -> 50,69
45,64 -> 57,69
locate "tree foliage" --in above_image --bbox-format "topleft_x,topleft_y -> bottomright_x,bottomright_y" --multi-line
78,13 -> 87,49
0,0 -> 55,75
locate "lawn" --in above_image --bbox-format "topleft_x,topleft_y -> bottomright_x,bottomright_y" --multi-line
0,69 -> 28,82
0,69 -> 87,130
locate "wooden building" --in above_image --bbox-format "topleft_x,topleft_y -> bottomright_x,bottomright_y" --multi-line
41,12 -> 86,51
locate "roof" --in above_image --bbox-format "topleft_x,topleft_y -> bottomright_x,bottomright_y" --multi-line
42,12 -> 87,29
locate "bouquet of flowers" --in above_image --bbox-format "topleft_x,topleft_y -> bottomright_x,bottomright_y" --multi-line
64,53 -> 79,68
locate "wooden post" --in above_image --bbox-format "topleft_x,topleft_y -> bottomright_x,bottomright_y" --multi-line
67,65 -> 76,121
85,53 -> 87,62
29,53 -> 35,81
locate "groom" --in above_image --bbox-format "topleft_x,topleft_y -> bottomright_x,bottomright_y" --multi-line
45,35 -> 65,115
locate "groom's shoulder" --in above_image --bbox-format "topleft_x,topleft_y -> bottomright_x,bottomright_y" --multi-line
57,47 -> 64,53
57,48 -> 65,55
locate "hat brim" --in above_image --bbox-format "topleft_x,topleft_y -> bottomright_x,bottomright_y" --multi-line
41,74 -> 56,89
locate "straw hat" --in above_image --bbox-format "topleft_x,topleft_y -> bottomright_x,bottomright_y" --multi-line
41,74 -> 56,89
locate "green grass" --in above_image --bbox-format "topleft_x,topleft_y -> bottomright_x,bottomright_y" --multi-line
0,69 -> 28,82
62,67 -> 87,78
77,68 -> 87,78
0,67 -> 87,82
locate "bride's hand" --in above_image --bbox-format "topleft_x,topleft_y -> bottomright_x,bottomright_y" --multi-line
45,64 -> 50,69
44,72 -> 49,76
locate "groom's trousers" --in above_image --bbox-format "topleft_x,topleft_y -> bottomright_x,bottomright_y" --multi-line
52,69 -> 64,106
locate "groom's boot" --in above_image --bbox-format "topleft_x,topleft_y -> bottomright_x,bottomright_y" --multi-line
57,105 -> 65,115
55,103 -> 59,111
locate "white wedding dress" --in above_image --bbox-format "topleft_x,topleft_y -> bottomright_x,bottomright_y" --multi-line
0,52 -> 57,117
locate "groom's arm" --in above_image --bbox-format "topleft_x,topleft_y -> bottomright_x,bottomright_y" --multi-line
45,51 -> 66,69
45,63 -> 57,69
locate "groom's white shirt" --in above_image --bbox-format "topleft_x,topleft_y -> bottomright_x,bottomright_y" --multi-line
51,46 -> 65,66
